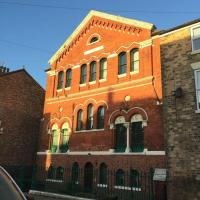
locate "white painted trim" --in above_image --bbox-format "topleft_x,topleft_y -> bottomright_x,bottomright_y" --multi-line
99,78 -> 107,82
89,80 -> 96,85
140,39 -> 152,48
118,73 -> 127,78
114,186 -> 141,191
37,149 -> 165,156
64,87 -> 71,90
195,110 -> 200,113
130,70 -> 139,75
80,83 -> 86,87
97,184 -> 108,188
72,65 -> 80,69
57,89 -> 63,92
84,45 -> 104,55
191,25 -> 200,52
29,190 -> 94,200
47,70 -> 57,76
107,53 -> 117,58
191,49 -> 200,55
191,62 -> 200,70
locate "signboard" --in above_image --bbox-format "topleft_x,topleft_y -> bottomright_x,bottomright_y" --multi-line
153,168 -> 166,181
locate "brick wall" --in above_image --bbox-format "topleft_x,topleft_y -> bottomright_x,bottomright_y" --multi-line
160,27 -> 200,200
0,69 -> 45,166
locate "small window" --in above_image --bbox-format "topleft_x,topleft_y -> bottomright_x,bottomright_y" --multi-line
71,162 -> 79,183
87,104 -> 93,130
130,170 -> 140,187
57,71 -> 64,89
99,163 -> 108,185
56,167 -> 64,180
195,69 -> 200,110
90,61 -> 96,82
90,36 -> 99,44
47,165 -> 55,179
192,26 -> 200,51
118,52 -> 127,75
116,169 -> 125,186
97,106 -> 105,129
77,109 -> 83,131
100,58 -> 107,80
130,48 -> 139,72
66,69 -> 72,87
80,64 -> 87,84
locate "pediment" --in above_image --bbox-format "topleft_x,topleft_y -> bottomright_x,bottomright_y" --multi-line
49,10 -> 154,66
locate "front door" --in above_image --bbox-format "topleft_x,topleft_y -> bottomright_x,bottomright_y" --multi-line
115,123 -> 127,152
84,162 -> 93,192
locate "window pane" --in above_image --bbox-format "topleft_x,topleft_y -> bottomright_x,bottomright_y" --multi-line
87,104 -> 93,129
66,69 -> 72,87
196,71 -> 200,89
97,107 -> 104,129
130,49 -> 139,72
100,58 -> 107,79
193,38 -> 200,51
118,52 -> 127,75
57,71 -> 64,89
90,62 -> 96,82
80,65 -> 87,84
193,27 -> 200,37
77,110 -> 83,131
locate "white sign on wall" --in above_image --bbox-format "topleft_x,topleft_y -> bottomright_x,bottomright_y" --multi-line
153,168 -> 167,181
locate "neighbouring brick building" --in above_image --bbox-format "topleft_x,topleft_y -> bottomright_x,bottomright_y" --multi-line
0,67 -> 45,167
36,10 -> 166,199
154,19 -> 200,200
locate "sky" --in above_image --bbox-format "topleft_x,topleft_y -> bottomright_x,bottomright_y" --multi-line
0,0 -> 200,88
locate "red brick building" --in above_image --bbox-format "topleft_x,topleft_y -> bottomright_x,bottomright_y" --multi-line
0,67 -> 45,167
36,11 -> 166,198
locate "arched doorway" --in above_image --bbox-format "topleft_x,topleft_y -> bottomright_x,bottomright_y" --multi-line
84,162 -> 93,192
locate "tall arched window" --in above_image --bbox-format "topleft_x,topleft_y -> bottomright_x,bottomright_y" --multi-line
97,106 -> 105,129
80,64 -> 87,84
66,69 -> 72,87
118,52 -> 127,75
51,124 -> 59,153
60,123 -> 70,153
76,109 -> 83,131
131,114 -> 144,152
57,71 -> 64,89
114,116 -> 127,152
56,167 -> 64,180
71,162 -> 79,184
99,58 -> 107,80
130,169 -> 140,187
130,48 -> 139,72
90,61 -> 96,82
87,104 -> 93,130
116,169 -> 125,186
99,163 -> 108,185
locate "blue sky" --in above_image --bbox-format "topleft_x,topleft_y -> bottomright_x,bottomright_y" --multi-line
0,0 -> 200,88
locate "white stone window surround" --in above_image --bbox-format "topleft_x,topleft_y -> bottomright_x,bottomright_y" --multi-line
191,25 -> 200,54
114,186 -> 141,191
191,62 -> 200,112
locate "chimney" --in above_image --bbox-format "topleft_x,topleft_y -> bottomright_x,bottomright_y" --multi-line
0,66 -> 10,75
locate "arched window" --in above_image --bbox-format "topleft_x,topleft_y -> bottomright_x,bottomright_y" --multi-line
99,163 -> 108,185
90,61 -> 96,82
57,71 -> 64,89
118,52 -> 127,75
60,123 -> 70,153
116,169 -> 125,186
99,58 -> 107,80
131,114 -> 144,152
114,116 -> 126,152
56,167 -> 64,180
47,165 -> 55,179
66,69 -> 72,87
80,64 -> 87,84
71,162 -> 79,184
97,106 -> 105,129
51,124 -> 59,153
130,48 -> 139,72
90,36 -> 99,44
130,169 -> 140,187
87,104 -> 93,130
76,109 -> 83,131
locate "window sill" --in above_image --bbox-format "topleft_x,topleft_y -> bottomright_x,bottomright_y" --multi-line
99,79 -> 107,82
191,49 -> 200,55
57,89 -> 63,92
75,129 -> 104,133
114,186 -> 141,191
65,87 -> 71,90
80,83 -> 86,87
130,70 -> 139,75
89,81 -> 96,85
118,73 -> 126,78
97,184 -> 108,188
195,110 -> 200,113
46,179 -> 63,183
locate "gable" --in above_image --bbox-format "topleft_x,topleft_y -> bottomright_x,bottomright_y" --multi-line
49,10 -> 154,66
